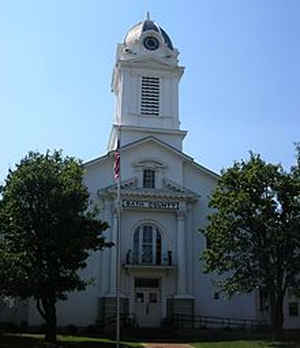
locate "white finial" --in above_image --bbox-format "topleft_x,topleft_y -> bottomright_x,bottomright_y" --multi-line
146,11 -> 150,20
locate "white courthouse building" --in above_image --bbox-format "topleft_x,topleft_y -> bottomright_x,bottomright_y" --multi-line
3,15 -> 300,330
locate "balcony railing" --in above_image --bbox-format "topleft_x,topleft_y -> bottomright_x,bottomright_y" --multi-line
124,249 -> 175,269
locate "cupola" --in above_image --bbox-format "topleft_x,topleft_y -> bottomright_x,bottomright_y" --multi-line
116,12 -> 179,65
124,13 -> 174,51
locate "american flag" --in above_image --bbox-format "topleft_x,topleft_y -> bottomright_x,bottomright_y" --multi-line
114,139 -> 120,181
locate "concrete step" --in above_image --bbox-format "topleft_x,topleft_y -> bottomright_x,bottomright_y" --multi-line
122,327 -> 175,340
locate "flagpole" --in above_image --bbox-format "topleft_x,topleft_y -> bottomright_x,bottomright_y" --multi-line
116,179 -> 121,348
115,126 -> 121,348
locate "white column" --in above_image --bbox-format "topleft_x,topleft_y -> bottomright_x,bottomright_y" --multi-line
176,209 -> 187,295
109,209 -> 118,295
100,199 -> 111,294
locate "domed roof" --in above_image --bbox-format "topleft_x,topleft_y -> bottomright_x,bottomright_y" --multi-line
124,15 -> 174,50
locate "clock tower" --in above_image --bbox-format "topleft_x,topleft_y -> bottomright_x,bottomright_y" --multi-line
108,13 -> 187,151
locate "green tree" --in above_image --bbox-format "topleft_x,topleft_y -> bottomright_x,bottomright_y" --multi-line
0,150 -> 110,343
201,149 -> 300,333
0,248 -> 19,313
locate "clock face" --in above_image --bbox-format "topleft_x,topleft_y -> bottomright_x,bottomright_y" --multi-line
143,36 -> 159,51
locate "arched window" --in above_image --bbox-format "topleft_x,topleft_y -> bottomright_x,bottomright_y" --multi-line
133,224 -> 162,265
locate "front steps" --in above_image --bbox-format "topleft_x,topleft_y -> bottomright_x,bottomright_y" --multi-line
118,327 -> 176,341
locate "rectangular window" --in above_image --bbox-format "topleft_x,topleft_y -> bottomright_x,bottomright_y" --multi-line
259,289 -> 268,311
289,302 -> 298,317
213,292 -> 219,300
135,292 -> 144,303
143,169 -> 155,188
135,278 -> 159,288
288,288 -> 295,299
156,230 -> 162,265
141,76 -> 160,116
149,293 -> 158,303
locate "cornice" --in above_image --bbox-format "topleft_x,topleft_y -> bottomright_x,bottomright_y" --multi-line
121,189 -> 197,201
117,57 -> 185,74
163,178 -> 198,196
98,176 -> 199,202
98,177 -> 138,195
116,124 -> 187,137
133,158 -> 167,170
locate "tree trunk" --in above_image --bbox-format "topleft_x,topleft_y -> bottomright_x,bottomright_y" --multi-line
36,297 -> 57,343
44,298 -> 57,343
45,314 -> 57,344
270,293 -> 284,340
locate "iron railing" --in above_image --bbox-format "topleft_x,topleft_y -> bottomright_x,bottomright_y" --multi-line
171,313 -> 269,329
96,313 -> 131,328
125,249 -> 173,266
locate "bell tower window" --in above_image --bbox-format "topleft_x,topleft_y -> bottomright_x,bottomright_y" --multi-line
143,169 -> 155,188
141,76 -> 160,116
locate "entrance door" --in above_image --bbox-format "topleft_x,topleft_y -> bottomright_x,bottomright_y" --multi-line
135,279 -> 161,327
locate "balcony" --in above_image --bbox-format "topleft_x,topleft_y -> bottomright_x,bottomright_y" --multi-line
123,249 -> 176,272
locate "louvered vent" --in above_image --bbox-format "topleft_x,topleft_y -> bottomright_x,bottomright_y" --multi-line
141,76 -> 160,116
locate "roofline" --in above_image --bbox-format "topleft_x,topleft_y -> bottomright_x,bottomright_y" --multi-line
113,124 -> 187,137
83,152 -> 110,168
83,136 -> 220,179
128,136 -> 219,179
188,160 -> 220,179
121,136 -> 192,159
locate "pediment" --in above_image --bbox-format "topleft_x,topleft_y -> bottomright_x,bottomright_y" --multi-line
98,176 -> 199,202
133,158 -> 167,170
98,177 -> 138,195
121,136 -> 219,180
85,135 -> 219,181
162,178 -> 197,196
122,136 -> 190,160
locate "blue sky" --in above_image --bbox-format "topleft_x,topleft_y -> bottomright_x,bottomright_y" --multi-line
0,0 -> 299,184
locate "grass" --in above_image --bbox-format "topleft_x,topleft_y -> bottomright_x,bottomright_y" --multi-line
1,333 -> 300,348
191,340 -> 299,348
191,341 -> 269,348
0,333 -> 144,348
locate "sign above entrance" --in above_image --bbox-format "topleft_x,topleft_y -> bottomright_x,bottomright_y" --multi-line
122,199 -> 179,210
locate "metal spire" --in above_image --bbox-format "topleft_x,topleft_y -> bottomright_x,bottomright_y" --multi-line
146,11 -> 150,20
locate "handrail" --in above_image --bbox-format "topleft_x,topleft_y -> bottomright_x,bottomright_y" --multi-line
171,313 -> 269,328
96,313 -> 129,328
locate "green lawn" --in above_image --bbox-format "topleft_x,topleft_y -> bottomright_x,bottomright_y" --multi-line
191,341 -> 268,348
2,333 -> 300,348
191,341 -> 298,348
0,333 -> 144,348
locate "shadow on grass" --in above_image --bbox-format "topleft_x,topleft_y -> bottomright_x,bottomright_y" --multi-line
121,328 -> 300,346
2,330 -> 300,348
268,344 -> 298,348
0,333 -> 143,348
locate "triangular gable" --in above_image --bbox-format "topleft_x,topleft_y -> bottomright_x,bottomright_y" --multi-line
99,177 -> 138,193
83,136 -> 219,180
120,136 -> 220,180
